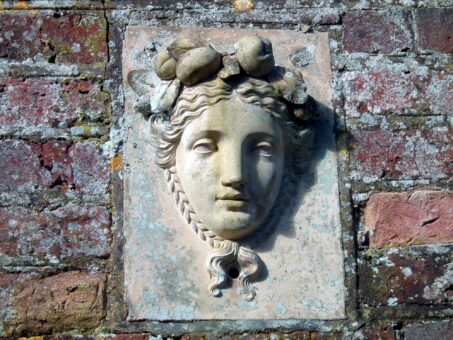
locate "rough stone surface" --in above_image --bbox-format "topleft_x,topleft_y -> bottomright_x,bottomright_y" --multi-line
343,11 -> 412,54
4,271 -> 106,335
364,191 -> 453,248
350,129 -> 453,182
0,77 -> 109,127
359,246 -> 453,306
403,320 -> 453,340
0,140 -> 109,194
0,14 -> 107,64
415,8 -> 453,54
0,204 -> 111,264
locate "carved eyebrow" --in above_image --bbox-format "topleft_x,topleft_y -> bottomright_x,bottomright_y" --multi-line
246,132 -> 281,144
185,130 -> 222,146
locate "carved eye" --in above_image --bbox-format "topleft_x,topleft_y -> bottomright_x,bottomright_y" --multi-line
254,142 -> 274,157
192,138 -> 217,154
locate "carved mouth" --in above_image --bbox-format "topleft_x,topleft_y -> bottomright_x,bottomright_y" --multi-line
216,194 -> 250,201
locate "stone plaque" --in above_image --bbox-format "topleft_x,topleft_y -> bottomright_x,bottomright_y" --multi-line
123,27 -> 345,320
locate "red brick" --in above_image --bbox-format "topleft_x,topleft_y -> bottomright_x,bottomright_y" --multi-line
344,70 -> 453,116
0,140 -> 109,194
0,78 -> 109,128
359,247 -> 452,306
46,337 -> 96,340
404,321 -> 453,340
415,8 -> 453,54
0,140 -> 51,192
364,191 -> 453,248
355,328 -> 395,340
5,271 -> 106,335
343,11 -> 412,54
426,73 -> 453,115
0,272 -> 34,331
101,335 -> 149,340
344,71 -> 419,115
69,142 -> 109,195
0,14 -> 107,64
351,129 -> 452,181
181,332 -> 341,340
0,204 -> 111,263
41,141 -> 73,187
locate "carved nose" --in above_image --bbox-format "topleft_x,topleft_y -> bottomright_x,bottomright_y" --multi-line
221,153 -> 245,188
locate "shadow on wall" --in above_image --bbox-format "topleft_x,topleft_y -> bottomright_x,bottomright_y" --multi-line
242,96 -> 336,282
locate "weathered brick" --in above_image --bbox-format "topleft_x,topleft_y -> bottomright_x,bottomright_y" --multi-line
415,8 -> 453,54
403,320 -> 453,340
350,129 -> 453,182
100,335 -> 149,340
69,142 -> 109,195
0,140 -> 51,192
364,191 -> 453,248
0,78 -> 109,128
0,204 -> 111,264
0,1 -> 104,9
359,247 -> 453,306
354,327 -> 395,340
41,141 -> 73,188
181,332 -> 342,340
0,272 -> 34,335
0,14 -> 107,64
0,140 -> 109,194
426,73 -> 453,115
4,271 -> 106,335
343,11 -> 412,54
343,71 -> 453,116
343,71 -> 423,116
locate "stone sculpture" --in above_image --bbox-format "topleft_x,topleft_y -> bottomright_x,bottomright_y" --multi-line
128,35 -> 315,301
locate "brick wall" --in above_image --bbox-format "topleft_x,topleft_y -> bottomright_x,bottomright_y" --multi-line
0,0 -> 451,339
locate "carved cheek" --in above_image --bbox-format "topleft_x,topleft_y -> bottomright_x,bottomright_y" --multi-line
178,149 -> 220,209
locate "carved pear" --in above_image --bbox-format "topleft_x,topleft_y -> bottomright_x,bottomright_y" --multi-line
235,35 -> 275,77
168,36 -> 206,60
176,46 -> 222,86
153,50 -> 177,80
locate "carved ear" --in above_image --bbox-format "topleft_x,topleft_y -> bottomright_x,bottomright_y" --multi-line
127,69 -> 155,96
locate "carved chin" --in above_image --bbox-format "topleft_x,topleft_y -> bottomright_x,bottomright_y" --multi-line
208,211 -> 262,240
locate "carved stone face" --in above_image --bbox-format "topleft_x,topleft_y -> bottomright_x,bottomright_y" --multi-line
175,94 -> 285,240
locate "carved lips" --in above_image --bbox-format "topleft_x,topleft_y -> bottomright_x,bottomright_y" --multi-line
216,192 -> 250,210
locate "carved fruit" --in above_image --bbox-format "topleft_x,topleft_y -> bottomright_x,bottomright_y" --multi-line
176,46 -> 222,86
235,35 -> 275,77
267,66 -> 307,105
168,36 -> 206,60
153,50 -> 177,80
218,56 -> 241,80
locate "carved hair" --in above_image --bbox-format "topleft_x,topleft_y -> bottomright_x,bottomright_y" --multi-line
150,75 -> 313,300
